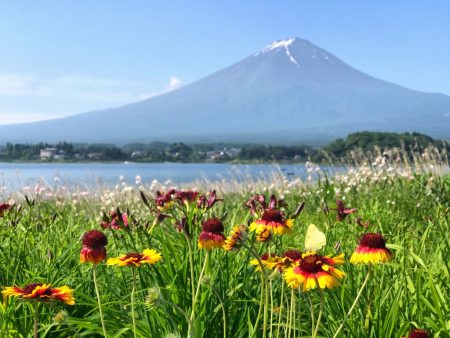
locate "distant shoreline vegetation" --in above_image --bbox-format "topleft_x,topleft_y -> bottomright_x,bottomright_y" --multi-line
0,132 -> 448,164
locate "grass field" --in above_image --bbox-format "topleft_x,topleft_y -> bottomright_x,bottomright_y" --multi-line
1,155 -> 449,338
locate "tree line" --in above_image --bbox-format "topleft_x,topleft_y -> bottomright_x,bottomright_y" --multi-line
0,132 -> 447,163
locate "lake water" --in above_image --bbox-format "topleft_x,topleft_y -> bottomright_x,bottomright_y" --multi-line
0,162 -> 340,191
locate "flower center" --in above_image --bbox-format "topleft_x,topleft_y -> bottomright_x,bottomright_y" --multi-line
124,253 -> 143,261
297,254 -> 323,273
22,283 -> 51,295
360,233 -> 386,248
201,218 -> 224,233
261,209 -> 283,223
283,250 -> 302,261
22,283 -> 42,294
260,253 -> 273,261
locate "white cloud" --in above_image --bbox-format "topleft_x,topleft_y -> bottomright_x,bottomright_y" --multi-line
0,111 -> 65,125
0,73 -> 184,124
167,76 -> 182,91
137,76 -> 183,101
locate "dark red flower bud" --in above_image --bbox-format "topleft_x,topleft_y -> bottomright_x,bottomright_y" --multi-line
82,230 -> 107,249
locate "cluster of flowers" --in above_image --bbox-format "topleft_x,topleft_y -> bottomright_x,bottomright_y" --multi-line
2,225 -> 161,336
246,232 -> 391,291
0,189 -> 217,336
217,195 -> 387,291
0,189 -> 431,337
80,229 -> 161,267
2,200 -> 77,307
154,191 -> 426,337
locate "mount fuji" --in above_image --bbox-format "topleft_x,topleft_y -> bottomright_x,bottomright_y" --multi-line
1,37 -> 449,144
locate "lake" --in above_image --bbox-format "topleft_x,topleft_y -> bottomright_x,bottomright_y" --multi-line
0,162 -> 341,192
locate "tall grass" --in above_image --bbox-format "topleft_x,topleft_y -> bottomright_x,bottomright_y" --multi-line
0,149 -> 449,337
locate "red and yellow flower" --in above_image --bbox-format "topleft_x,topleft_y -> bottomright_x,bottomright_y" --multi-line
198,217 -> 226,249
350,233 -> 393,264
255,227 -> 272,243
2,283 -> 75,305
250,253 -> 279,271
251,250 -> 304,273
284,252 -> 345,291
107,249 -> 162,267
250,209 -> 294,235
280,250 -> 303,270
223,224 -> 247,252
80,230 -> 108,264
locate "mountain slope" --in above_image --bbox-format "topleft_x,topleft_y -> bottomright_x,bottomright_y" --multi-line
1,37 -> 449,144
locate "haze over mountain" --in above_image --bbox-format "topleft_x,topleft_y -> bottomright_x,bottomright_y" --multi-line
1,37 -> 449,145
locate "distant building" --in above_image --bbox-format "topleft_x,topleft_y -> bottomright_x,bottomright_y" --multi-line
40,148 -> 66,160
206,150 -> 225,160
87,153 -> 102,160
206,148 -> 241,161
40,148 -> 57,160
226,148 -> 241,157
131,150 -> 143,158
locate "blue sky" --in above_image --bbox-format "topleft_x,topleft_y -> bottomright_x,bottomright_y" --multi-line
0,1 -> 449,124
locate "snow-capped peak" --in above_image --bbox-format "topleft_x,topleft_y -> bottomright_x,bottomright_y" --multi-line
263,38 -> 296,52
255,38 -> 300,67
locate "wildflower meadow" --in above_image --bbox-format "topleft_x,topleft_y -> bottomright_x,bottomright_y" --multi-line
1,153 -> 449,338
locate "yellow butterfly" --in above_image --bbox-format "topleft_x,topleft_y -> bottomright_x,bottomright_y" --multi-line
304,224 -> 326,251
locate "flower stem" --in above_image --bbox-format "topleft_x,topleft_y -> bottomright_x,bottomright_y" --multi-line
287,288 -> 295,338
263,266 -> 269,338
159,298 -> 197,338
269,278 -> 274,338
131,268 -> 137,338
297,287 -> 302,338
332,265 -> 372,338
284,294 -> 289,338
308,294 -> 315,337
244,243 -> 269,338
148,218 -> 158,234
190,251 -> 209,324
185,234 -> 196,313
34,302 -> 39,338
93,264 -> 108,338
254,261 -> 266,338
276,280 -> 284,338
209,284 -> 227,338
268,236 -> 273,338
312,288 -> 324,338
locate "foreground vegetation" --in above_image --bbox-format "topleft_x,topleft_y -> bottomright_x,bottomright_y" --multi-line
0,156 -> 449,337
